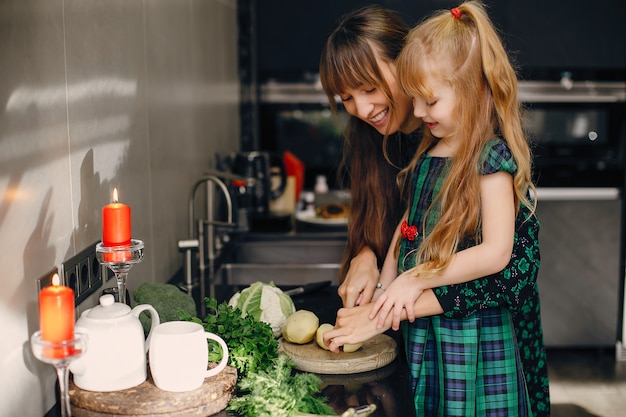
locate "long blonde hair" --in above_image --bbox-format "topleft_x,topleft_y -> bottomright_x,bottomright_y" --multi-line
396,1 -> 536,277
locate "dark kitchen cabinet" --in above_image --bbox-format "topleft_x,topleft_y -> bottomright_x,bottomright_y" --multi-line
246,0 -> 625,83
254,0 -> 501,82
504,0 -> 626,80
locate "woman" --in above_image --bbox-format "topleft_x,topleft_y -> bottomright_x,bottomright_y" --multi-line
320,6 -> 421,307
319,5 -> 549,417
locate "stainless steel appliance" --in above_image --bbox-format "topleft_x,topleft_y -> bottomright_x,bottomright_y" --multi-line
520,77 -> 626,351
535,188 -> 621,348
519,77 -> 626,187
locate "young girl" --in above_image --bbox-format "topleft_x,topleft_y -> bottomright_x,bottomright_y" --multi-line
324,2 -> 546,415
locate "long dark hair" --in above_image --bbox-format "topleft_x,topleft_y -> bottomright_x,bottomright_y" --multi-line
320,6 -> 416,279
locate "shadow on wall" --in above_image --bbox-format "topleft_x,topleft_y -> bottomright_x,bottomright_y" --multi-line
552,404 -> 600,417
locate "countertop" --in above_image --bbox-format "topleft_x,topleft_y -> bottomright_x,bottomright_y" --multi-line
204,285 -> 415,417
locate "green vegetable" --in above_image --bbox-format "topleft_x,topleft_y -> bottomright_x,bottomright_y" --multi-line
179,297 -> 278,377
227,354 -> 335,417
132,282 -> 196,335
180,297 -> 335,416
228,281 -> 296,338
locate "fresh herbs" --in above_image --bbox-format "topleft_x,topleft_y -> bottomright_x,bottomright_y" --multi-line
179,297 -> 336,417
179,297 -> 278,377
227,354 -> 335,417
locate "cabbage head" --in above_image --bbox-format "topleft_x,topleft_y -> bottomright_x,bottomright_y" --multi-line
228,281 -> 296,338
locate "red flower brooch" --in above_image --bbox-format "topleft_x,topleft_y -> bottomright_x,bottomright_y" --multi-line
401,220 -> 418,241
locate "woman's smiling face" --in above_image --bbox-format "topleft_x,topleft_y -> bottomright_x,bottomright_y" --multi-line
338,54 -> 419,135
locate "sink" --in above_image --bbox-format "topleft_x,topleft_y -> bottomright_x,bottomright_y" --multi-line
231,238 -> 346,264
212,232 -> 346,286
216,262 -> 341,286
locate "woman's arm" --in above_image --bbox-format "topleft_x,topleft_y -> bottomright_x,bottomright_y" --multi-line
434,204 -> 540,317
337,247 -> 379,307
338,211 -> 407,307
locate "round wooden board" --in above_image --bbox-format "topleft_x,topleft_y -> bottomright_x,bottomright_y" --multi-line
279,334 -> 397,374
69,366 -> 237,417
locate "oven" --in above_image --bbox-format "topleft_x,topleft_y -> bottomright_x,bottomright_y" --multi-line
519,77 -> 626,349
519,78 -> 626,187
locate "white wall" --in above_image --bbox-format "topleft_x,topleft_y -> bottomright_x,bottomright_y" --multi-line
0,0 -> 240,415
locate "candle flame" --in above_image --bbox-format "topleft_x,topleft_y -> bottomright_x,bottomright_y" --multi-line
112,188 -> 119,203
52,273 -> 60,286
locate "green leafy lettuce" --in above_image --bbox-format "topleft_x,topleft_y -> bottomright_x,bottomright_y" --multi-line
227,354 -> 335,417
179,297 -> 335,417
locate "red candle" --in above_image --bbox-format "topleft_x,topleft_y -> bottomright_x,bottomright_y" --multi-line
102,188 -> 131,247
39,274 -> 75,357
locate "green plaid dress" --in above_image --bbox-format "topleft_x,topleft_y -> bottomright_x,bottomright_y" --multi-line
399,139 -> 533,416
433,202 -> 550,417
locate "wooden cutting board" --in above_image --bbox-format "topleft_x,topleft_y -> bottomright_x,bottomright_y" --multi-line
279,334 -> 397,374
69,366 -> 237,417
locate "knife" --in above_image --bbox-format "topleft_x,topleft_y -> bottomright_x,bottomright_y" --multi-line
283,281 -> 332,296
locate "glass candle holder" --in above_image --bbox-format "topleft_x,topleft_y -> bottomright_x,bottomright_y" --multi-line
96,239 -> 144,305
31,331 -> 87,417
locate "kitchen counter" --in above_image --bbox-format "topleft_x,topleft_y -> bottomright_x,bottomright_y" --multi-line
204,285 -> 415,417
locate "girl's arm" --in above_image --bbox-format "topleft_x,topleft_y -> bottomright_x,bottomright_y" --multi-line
377,213 -> 406,290
323,290 -> 443,353
371,171 -> 515,329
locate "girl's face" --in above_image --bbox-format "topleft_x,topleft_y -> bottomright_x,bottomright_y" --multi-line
338,56 -> 419,135
411,76 -> 458,142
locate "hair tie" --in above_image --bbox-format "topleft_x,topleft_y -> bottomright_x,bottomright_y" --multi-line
451,7 -> 462,19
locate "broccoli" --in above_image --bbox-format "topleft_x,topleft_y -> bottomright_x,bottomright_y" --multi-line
132,282 -> 197,335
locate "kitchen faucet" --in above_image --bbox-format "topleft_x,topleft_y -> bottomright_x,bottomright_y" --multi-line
178,172 -> 242,312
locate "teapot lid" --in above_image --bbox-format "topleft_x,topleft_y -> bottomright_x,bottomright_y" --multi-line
86,294 -> 131,319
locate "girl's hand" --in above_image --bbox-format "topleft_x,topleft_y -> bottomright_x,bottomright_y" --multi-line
338,248 -> 379,307
369,269 -> 424,330
323,304 -> 388,353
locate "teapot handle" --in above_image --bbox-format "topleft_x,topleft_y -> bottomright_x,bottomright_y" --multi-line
68,326 -> 90,376
132,304 -> 160,353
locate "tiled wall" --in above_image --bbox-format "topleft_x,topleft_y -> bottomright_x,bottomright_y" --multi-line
0,0 -> 240,415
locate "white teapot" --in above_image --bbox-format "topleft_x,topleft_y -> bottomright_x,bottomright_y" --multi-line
71,294 -> 160,392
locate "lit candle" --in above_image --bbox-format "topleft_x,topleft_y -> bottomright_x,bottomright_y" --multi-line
39,274 -> 75,357
102,188 -> 131,247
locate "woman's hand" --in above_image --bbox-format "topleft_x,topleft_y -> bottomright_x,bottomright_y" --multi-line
338,248 -> 379,307
323,304 -> 388,353
369,269 -> 424,330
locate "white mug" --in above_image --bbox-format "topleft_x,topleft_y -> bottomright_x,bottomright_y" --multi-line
149,321 -> 229,392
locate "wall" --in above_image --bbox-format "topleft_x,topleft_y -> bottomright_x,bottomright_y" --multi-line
0,0 -> 240,415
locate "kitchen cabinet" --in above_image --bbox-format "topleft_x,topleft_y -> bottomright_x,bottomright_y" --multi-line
505,0 -> 626,78
244,0 -> 625,83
